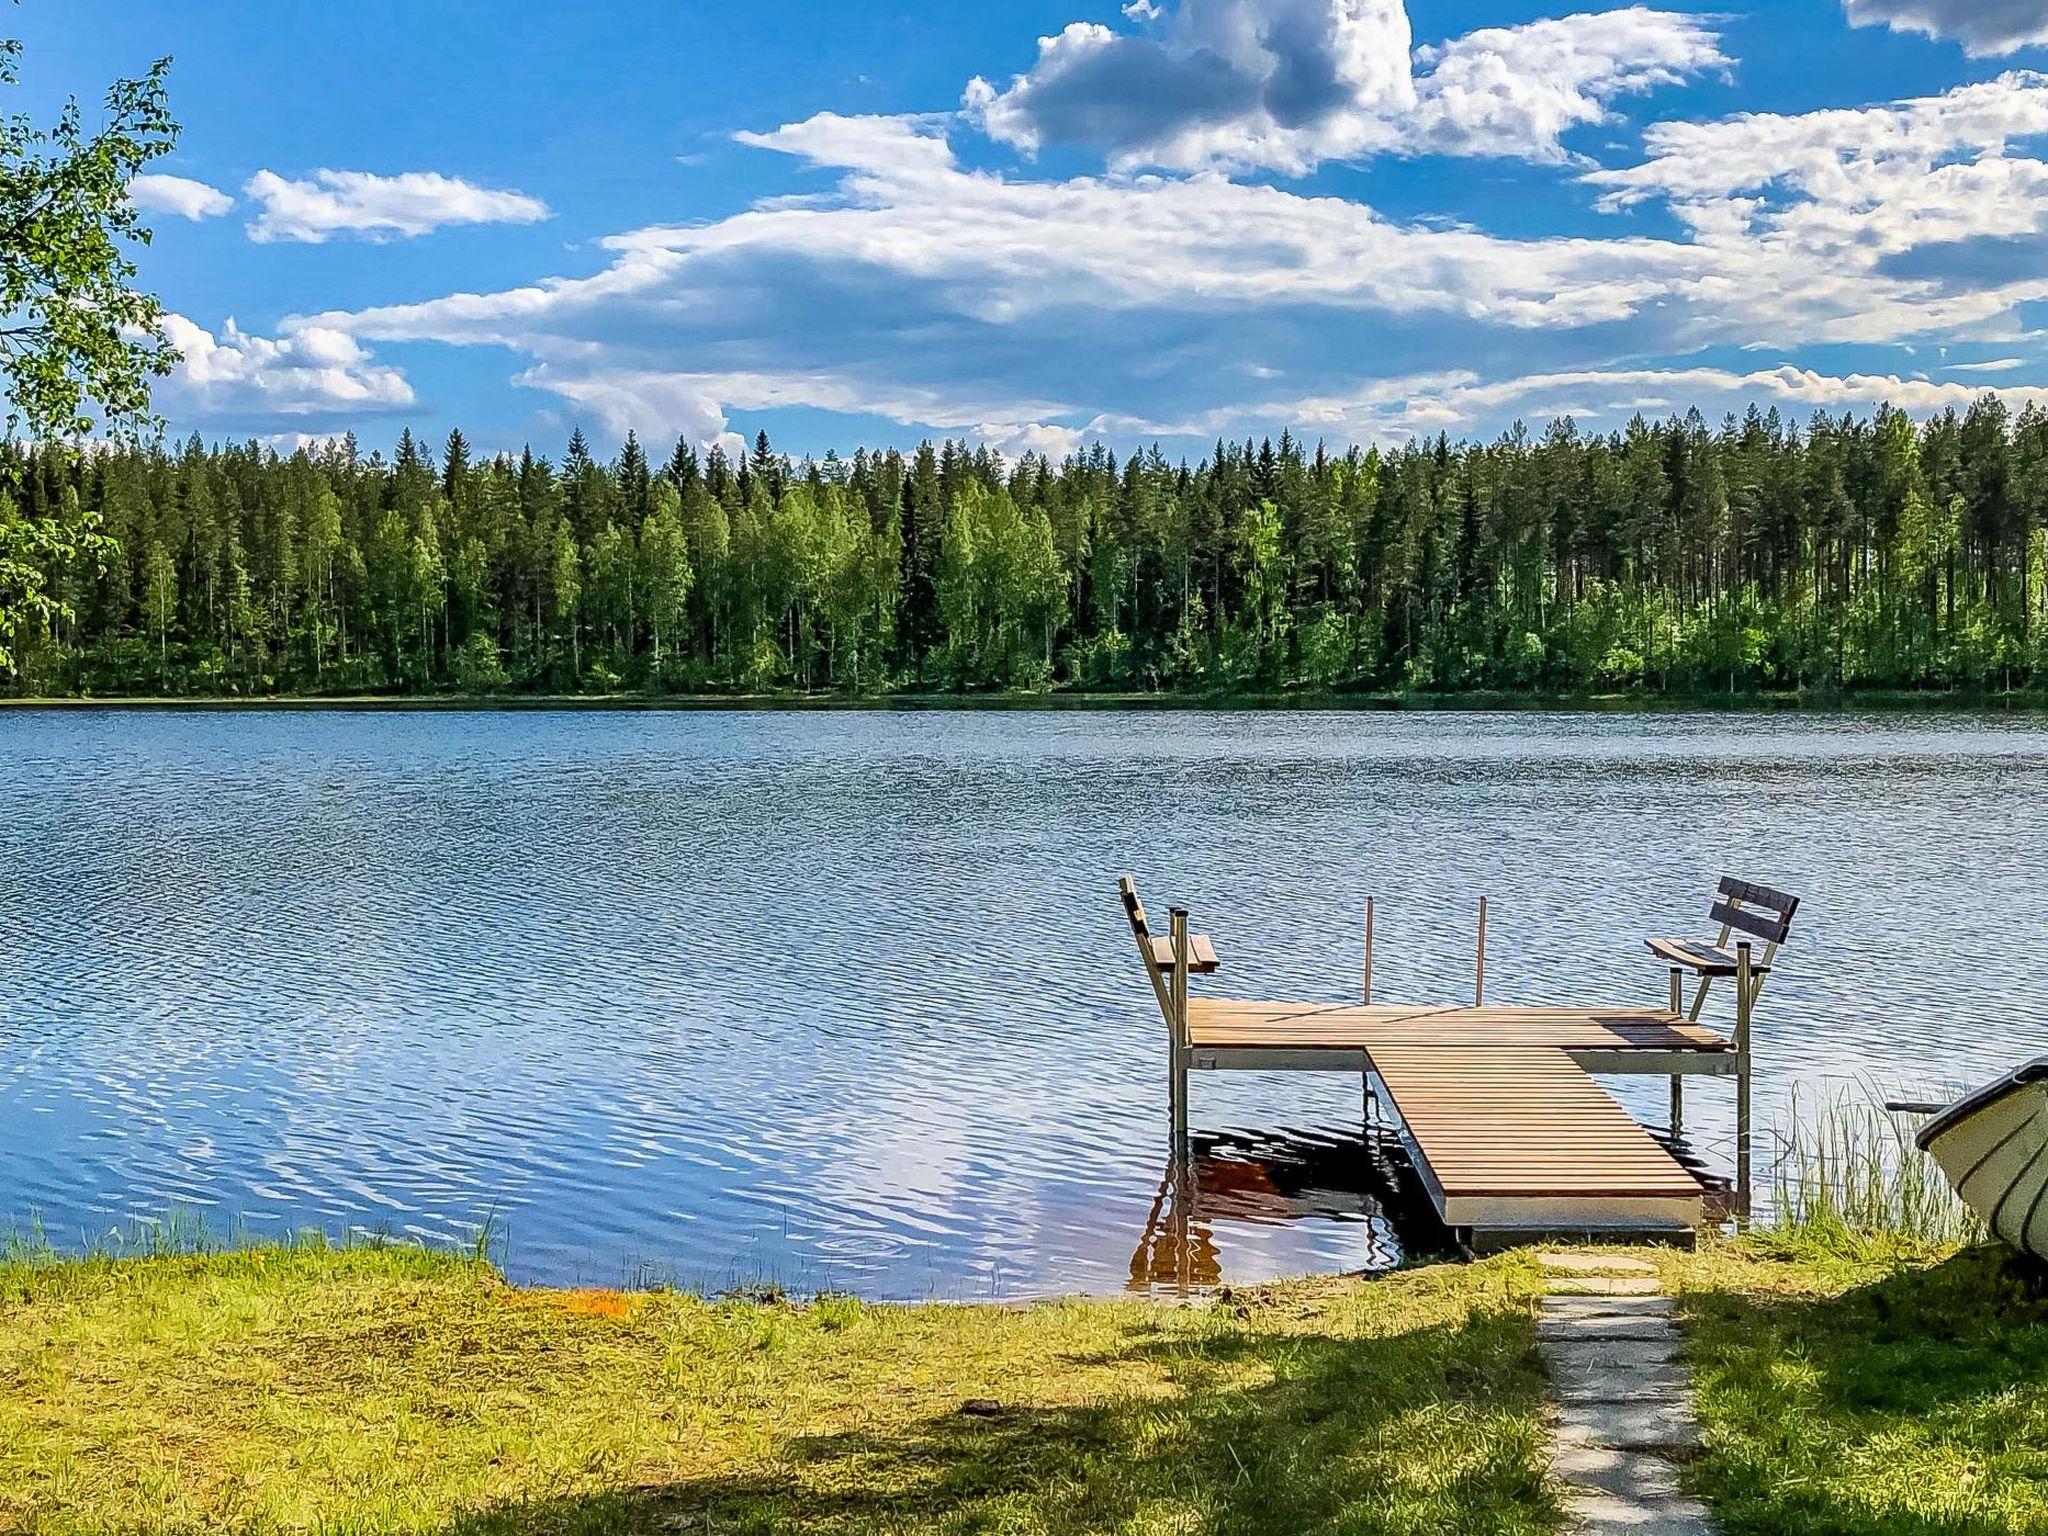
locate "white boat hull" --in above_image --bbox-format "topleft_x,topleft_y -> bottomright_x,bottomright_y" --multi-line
1918,1060 -> 2048,1261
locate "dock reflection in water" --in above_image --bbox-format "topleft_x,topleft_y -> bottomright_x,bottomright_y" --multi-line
1127,1126 -> 1452,1294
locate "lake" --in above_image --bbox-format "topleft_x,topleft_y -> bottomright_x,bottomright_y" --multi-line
1,706 -> 2043,1298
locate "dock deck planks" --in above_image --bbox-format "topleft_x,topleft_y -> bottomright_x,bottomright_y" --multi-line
1186,999 -> 1730,1054
1181,997 -> 1719,1242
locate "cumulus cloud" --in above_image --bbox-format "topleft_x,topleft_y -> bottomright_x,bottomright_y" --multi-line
1844,0 -> 2048,55
274,78 -> 2048,453
194,0 -> 2048,460
1585,71 -> 2048,342
243,169 -> 550,243
1406,9 -> 1728,160
512,360 -> 1080,460
158,313 -> 414,419
127,173 -> 234,221
1097,362 -> 2048,441
962,0 -> 1725,174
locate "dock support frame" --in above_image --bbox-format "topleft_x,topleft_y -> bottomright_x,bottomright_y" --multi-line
1668,966 -> 1684,1139
1735,939 -> 1753,1222
1169,907 -> 1191,1156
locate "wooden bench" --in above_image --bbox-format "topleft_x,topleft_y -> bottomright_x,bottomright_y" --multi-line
1646,875 -> 1798,1017
1118,877 -> 1221,990
1644,874 -> 1799,1170
1118,876 -> 1224,1142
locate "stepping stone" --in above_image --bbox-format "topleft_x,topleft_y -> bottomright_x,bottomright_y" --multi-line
1546,1276 -> 1664,1297
1565,1490 -> 1715,1534
1550,1440 -> 1687,1501
1541,1336 -> 1683,1373
1547,1359 -> 1695,1404
1538,1252 -> 1659,1277
1556,1398 -> 1701,1453
1541,1294 -> 1673,1317
1538,1315 -> 1676,1343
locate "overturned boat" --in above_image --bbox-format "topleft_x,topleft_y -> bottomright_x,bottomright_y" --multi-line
1914,1058 -> 2048,1260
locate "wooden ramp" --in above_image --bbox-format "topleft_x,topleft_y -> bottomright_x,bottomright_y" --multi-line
1367,1044 -> 1704,1246
1183,998 -> 1725,1247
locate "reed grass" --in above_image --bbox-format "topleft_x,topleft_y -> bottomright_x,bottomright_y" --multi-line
1764,1086 -> 1979,1250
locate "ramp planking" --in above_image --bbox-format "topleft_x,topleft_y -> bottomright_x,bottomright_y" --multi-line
1182,998 -> 1720,1245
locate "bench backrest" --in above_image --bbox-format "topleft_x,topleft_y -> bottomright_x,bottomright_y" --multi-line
1712,875 -> 1799,947
1119,875 -> 1177,1031
1119,875 -> 1152,941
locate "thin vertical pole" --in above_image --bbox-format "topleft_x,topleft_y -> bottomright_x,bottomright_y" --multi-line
1362,897 -> 1375,1005
1361,896 -> 1377,1134
1735,939 -> 1753,1222
1669,966 -> 1685,1133
1669,965 -> 1684,1138
1170,907 -> 1191,1152
1474,896 -> 1488,1007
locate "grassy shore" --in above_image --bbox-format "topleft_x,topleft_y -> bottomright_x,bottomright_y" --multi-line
9,1229 -> 2048,1533
1663,1231 -> 2048,1536
0,1240 -> 1555,1535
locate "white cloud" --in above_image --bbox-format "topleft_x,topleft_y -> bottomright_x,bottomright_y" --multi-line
128,173 -> 234,221
1947,355 -> 2028,370
159,313 -> 414,419
963,1 -> 1725,174
981,421 -> 1089,459
282,89 -> 2048,451
1406,8 -> 1729,162
1106,362 -> 2048,441
243,169 -> 550,243
510,359 -> 1079,457
1587,70 -> 2048,212
214,0 -> 2048,459
1845,0 -> 2048,56
254,431 -> 354,455
1585,71 -> 2048,343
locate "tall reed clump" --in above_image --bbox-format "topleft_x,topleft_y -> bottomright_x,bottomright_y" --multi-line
1768,1087 -> 1979,1248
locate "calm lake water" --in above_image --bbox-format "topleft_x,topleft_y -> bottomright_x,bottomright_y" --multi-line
2,706 -> 2044,1298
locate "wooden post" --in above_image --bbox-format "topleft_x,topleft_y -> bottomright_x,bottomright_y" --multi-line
1668,965 -> 1684,1139
1687,914 -> 1734,1022
1735,939 -> 1753,1222
1361,897 -> 1375,1005
1474,896 -> 1488,1007
1361,896 -> 1378,1137
1169,907 -> 1191,1151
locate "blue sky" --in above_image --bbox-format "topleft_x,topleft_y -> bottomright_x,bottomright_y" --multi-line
26,0 -> 2048,460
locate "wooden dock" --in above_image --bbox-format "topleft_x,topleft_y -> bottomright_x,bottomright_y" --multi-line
1121,879 -> 1776,1251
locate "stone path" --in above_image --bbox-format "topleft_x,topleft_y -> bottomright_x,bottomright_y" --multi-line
1536,1252 -> 1714,1534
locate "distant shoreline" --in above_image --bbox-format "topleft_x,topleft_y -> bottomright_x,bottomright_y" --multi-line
4,687 -> 2045,714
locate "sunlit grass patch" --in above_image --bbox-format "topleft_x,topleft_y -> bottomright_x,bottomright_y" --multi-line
1668,1233 -> 2048,1535
0,1244 -> 1556,1535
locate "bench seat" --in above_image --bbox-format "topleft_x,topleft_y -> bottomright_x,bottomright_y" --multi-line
1646,936 -> 1775,977
1145,932 -> 1220,973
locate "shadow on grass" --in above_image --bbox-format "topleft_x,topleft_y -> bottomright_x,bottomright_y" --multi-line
439,1305 -> 1555,1536
1683,1243 -> 2048,1536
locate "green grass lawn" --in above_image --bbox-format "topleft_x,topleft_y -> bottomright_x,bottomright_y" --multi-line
14,1229 -> 2048,1534
0,1241 -> 1556,1536
1665,1233 -> 2048,1535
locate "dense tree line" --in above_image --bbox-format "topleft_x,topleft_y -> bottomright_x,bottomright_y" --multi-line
5,398 -> 2048,698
